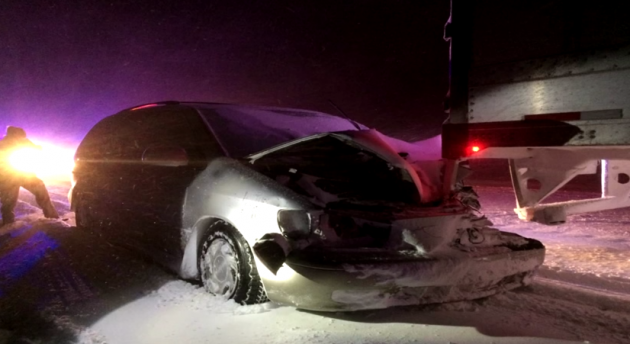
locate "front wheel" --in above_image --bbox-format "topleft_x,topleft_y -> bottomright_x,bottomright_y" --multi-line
198,222 -> 267,304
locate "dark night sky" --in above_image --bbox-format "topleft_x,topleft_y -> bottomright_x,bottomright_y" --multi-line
1,0 -> 450,146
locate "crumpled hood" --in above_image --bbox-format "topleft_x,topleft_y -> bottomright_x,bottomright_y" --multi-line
247,129 -> 443,205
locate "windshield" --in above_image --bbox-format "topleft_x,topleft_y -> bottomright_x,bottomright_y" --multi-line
195,104 -> 364,157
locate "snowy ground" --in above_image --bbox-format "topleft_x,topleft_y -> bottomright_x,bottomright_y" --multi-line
2,181 -> 630,344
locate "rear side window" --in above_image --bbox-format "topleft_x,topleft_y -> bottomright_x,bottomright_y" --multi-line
127,106 -> 222,161
77,106 -> 222,162
76,115 -> 134,161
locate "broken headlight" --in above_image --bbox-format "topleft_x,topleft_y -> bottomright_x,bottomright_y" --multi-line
277,209 -> 319,239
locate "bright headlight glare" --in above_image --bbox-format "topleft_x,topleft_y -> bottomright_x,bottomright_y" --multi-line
277,209 -> 313,238
9,148 -> 42,173
7,142 -> 75,180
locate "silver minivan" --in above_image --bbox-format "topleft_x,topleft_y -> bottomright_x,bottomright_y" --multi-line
70,101 -> 545,311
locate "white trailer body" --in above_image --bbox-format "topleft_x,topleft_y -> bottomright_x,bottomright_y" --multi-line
442,0 -> 630,224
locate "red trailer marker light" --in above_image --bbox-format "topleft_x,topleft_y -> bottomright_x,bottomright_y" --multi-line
467,144 -> 483,155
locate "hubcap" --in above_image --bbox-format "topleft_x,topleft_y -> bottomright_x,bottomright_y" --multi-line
201,238 -> 239,297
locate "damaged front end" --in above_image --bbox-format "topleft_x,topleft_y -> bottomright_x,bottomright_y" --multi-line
246,130 -> 545,311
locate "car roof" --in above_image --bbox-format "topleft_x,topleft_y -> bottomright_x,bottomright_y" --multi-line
126,101 -> 367,157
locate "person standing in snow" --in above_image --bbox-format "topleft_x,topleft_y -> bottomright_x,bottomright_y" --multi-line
0,126 -> 59,225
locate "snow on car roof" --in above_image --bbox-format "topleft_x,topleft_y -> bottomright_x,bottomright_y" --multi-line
190,103 -> 367,157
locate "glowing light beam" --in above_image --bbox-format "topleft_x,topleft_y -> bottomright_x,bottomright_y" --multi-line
8,141 -> 75,182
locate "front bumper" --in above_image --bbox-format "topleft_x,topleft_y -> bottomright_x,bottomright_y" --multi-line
260,240 -> 545,311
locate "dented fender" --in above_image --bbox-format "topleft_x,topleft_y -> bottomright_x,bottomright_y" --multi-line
179,157 -> 314,279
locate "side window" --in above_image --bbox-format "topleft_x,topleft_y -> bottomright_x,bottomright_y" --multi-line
128,106 -> 223,162
76,115 -> 134,161
78,106 -> 223,163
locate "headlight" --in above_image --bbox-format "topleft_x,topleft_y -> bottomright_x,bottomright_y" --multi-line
277,209 -> 317,238
9,148 -> 42,173
7,143 -> 75,180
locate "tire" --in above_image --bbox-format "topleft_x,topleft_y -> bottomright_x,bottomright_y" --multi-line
198,222 -> 268,305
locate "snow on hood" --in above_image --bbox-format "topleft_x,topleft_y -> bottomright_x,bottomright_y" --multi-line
386,134 -> 442,162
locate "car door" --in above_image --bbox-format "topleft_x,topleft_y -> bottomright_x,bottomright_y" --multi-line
73,114 -> 136,233
119,105 -> 223,270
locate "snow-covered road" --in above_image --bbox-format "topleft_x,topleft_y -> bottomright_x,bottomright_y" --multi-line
2,182 -> 630,344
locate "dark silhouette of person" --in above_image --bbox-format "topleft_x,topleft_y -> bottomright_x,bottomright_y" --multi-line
0,126 -> 59,225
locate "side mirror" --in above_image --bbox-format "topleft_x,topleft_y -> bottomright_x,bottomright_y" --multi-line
142,145 -> 189,167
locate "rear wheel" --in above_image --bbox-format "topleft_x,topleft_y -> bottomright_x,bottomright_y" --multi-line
198,222 -> 267,304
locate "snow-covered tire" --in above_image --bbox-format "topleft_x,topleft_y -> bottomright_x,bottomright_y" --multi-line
198,222 -> 268,305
